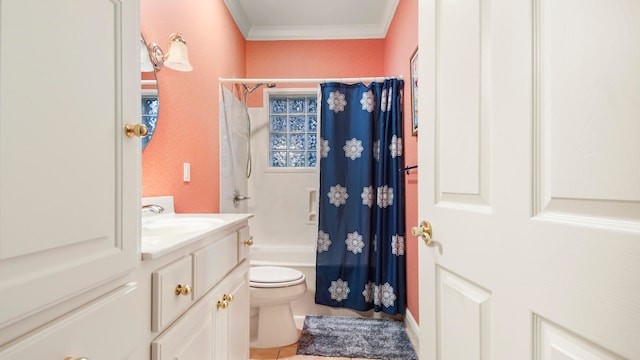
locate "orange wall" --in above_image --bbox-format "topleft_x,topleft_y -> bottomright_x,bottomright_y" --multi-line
140,0 -> 245,213
384,0 -> 420,323
245,39 -> 385,107
141,0 -> 419,322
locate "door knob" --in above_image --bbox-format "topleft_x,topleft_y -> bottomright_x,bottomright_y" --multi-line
411,220 -> 432,245
125,123 -> 149,137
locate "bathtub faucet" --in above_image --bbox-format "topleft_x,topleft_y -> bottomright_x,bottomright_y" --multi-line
142,204 -> 165,214
233,190 -> 250,207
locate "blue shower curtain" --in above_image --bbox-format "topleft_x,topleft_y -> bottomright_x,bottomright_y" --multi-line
316,79 -> 406,315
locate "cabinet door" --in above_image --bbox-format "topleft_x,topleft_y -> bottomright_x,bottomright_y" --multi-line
214,262 -> 249,360
152,295 -> 215,360
152,262 -> 250,360
223,271 -> 249,360
0,0 -> 140,327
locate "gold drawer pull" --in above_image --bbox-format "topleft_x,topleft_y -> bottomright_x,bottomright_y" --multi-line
223,294 -> 234,302
243,237 -> 254,246
175,284 -> 192,296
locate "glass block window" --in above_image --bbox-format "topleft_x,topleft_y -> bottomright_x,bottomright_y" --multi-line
269,94 -> 319,168
141,94 -> 159,150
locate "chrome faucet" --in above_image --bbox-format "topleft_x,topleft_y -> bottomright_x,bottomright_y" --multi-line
142,204 -> 165,214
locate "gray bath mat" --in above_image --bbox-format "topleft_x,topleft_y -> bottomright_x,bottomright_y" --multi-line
296,315 -> 418,359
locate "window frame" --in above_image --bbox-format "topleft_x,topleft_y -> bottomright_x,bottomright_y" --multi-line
263,87 -> 320,173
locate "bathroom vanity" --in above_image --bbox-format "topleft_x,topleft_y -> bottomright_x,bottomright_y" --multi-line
0,205 -> 252,360
137,210 -> 253,360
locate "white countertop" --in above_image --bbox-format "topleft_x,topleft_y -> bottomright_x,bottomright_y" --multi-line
140,213 -> 253,260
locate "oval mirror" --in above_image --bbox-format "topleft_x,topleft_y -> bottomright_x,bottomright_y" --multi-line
140,34 -> 159,150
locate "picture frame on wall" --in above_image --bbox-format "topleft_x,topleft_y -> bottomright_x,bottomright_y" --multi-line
410,47 -> 419,135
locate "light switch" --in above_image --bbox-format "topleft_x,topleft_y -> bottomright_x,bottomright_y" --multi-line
183,163 -> 190,182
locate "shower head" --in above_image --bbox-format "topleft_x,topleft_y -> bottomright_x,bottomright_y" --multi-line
243,82 -> 276,94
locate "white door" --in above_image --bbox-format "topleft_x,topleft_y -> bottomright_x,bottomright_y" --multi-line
0,0 -> 140,328
417,0 -> 640,359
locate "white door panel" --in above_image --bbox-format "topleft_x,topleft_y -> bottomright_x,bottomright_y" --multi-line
534,0 -> 640,226
438,268 -> 492,359
435,0 -> 492,211
418,0 -> 640,358
0,0 -> 140,328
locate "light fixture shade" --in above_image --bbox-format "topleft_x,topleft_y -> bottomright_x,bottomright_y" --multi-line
164,39 -> 193,72
140,40 -> 155,72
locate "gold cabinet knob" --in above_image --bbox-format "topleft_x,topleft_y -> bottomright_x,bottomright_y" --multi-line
175,284 -> 192,296
223,294 -> 234,302
125,123 -> 149,138
411,220 -> 433,245
243,237 -> 254,246
217,300 -> 229,309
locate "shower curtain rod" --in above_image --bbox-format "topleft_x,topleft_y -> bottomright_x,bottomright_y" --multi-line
219,76 -> 403,85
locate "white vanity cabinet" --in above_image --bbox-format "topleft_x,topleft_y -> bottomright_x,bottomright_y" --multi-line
151,262 -> 249,360
146,222 -> 252,360
0,0 -> 141,357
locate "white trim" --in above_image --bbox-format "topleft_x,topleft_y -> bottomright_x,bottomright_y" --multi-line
247,24 -> 388,41
223,0 -> 399,41
222,0 -> 251,38
264,167 -> 318,174
220,76 -> 403,85
404,309 -> 420,355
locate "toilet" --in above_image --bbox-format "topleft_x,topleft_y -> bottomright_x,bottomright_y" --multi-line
249,266 -> 307,348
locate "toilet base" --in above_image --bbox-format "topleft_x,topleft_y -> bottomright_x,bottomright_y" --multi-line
250,303 -> 299,348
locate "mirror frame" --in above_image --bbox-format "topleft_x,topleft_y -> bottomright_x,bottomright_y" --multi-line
141,34 -> 159,151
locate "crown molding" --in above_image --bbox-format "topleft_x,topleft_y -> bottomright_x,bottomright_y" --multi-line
247,24 -> 388,41
224,0 -> 399,41
223,0 -> 251,38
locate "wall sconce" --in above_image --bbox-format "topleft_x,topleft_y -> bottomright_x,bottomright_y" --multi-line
147,32 -> 193,72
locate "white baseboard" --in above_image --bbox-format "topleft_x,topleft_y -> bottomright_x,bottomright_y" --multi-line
404,309 -> 420,354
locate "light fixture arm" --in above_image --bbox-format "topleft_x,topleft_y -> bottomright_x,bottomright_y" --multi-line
147,32 -> 192,72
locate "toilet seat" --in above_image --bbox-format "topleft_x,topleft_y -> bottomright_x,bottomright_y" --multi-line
250,266 -> 305,288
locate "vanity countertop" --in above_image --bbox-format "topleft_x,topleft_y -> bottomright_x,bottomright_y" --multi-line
140,213 -> 253,260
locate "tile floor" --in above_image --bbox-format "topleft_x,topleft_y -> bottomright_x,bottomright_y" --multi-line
249,331 -> 378,360
249,343 -> 376,360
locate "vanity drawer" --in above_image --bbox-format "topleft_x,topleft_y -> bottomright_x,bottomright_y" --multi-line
238,226 -> 251,261
152,255 -> 193,331
192,232 -> 238,299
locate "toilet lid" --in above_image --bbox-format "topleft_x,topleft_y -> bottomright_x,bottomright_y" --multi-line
250,266 -> 305,288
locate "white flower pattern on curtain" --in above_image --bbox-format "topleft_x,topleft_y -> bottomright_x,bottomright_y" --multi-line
316,79 -> 406,315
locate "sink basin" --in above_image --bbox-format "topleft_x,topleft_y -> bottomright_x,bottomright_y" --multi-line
142,217 -> 224,238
